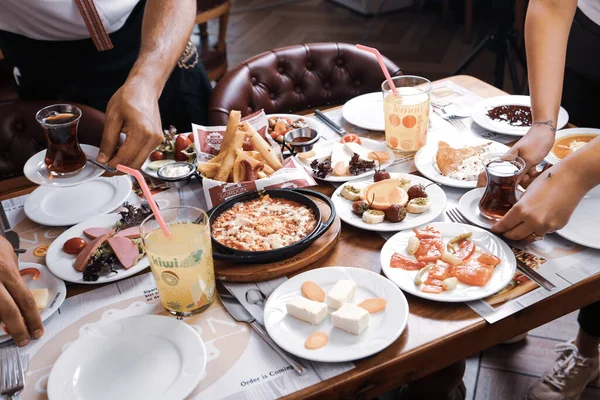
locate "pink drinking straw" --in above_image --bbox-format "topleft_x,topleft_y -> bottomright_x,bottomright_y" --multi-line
356,44 -> 398,95
117,164 -> 171,238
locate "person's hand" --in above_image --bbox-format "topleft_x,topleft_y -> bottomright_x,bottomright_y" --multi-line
96,79 -> 164,170
491,165 -> 584,241
477,123 -> 556,188
0,236 -> 44,346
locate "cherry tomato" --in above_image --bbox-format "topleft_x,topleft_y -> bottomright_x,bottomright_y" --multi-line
149,151 -> 165,161
340,134 -> 361,145
175,135 -> 192,162
63,237 -> 87,255
19,268 -> 40,280
187,133 -> 195,143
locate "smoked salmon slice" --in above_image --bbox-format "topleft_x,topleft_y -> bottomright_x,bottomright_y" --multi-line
455,240 -> 475,261
415,238 -> 443,262
453,264 -> 493,286
413,226 -> 442,239
391,253 -> 426,270
478,253 -> 501,266
428,260 -> 452,281
422,285 -> 443,294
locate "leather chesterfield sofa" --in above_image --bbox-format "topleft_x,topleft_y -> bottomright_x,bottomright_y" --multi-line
208,42 -> 402,125
0,100 -> 105,181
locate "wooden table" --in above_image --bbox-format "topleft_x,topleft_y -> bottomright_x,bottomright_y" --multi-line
2,75 -> 599,400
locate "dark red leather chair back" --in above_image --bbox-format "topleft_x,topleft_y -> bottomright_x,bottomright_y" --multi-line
208,42 -> 401,125
0,101 -> 105,180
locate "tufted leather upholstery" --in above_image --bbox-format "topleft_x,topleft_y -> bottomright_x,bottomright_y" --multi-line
208,42 -> 401,125
0,101 -> 105,180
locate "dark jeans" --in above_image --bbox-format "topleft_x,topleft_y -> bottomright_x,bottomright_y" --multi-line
565,9 -> 600,337
0,0 -> 211,132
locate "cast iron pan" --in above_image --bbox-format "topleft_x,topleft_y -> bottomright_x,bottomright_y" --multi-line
208,188 -> 336,264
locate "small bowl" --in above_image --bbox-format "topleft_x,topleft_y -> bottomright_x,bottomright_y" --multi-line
283,127 -> 319,153
157,161 -> 196,188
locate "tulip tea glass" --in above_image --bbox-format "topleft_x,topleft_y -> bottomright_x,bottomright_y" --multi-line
382,76 -> 432,153
35,104 -> 87,176
141,206 -> 216,316
478,153 -> 525,221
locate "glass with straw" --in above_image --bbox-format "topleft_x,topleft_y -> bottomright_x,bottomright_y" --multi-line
118,165 -> 215,316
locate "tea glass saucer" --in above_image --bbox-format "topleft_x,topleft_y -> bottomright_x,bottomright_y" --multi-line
23,144 -> 105,187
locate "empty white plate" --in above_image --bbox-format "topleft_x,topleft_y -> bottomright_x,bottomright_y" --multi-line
342,92 -> 385,131
47,315 -> 206,400
24,175 -> 132,226
46,213 -> 150,284
23,144 -> 105,187
380,222 -> 517,302
553,186 -> 600,249
0,263 -> 66,344
264,266 -> 408,362
471,95 -> 569,136
414,138 -> 509,189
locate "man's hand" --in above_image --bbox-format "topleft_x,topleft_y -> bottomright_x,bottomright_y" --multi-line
0,236 -> 43,346
491,165 -> 582,241
96,79 -> 164,170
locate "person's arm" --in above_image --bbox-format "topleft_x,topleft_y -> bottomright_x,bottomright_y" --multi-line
492,136 -> 600,240
97,0 -> 197,169
504,0 -> 578,186
0,236 -> 44,346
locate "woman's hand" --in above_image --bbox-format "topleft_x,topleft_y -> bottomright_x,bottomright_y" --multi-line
491,164 -> 584,241
508,122 -> 556,186
0,236 -> 44,346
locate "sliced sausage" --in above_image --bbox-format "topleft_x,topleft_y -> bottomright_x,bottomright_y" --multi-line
83,227 -> 113,240
108,236 -> 140,269
74,233 -> 111,272
115,226 -> 141,239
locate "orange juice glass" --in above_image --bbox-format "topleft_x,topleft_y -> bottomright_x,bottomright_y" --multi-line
382,76 -> 432,153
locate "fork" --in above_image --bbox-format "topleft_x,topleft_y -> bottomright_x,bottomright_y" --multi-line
1,346 -> 26,399
447,118 -> 471,134
445,207 -> 556,291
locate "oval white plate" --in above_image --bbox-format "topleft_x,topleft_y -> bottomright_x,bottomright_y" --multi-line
46,214 -> 150,285
380,222 -> 517,302
0,263 -> 66,344
47,315 -> 206,400
296,137 -> 395,182
332,173 -> 447,232
24,175 -> 132,227
555,186 -> 600,249
471,95 -> 569,136
264,266 -> 408,362
342,92 -> 385,131
458,188 -> 494,230
23,144 -> 105,187
141,132 -> 193,179
544,127 -> 600,165
414,138 -> 509,189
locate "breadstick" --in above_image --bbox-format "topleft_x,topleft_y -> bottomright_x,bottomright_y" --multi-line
232,154 -> 244,182
215,129 -> 245,181
220,110 -> 241,154
197,162 -> 220,178
241,122 -> 282,170
234,149 -> 275,175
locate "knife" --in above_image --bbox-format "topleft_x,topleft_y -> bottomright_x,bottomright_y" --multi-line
314,110 -> 347,137
216,282 -> 308,375
516,258 -> 556,291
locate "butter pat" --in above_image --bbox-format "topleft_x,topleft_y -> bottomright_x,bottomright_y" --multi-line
326,279 -> 357,309
331,303 -> 370,335
286,296 -> 328,325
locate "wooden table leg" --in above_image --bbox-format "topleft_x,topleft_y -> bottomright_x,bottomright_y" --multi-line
396,360 -> 467,400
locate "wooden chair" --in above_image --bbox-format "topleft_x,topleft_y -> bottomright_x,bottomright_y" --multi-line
196,0 -> 230,81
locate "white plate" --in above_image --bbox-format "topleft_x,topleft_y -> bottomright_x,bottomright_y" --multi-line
544,128 -> 600,165
414,138 -> 509,189
46,214 -> 150,285
297,137 -> 395,182
141,133 -> 193,179
47,315 -> 206,400
471,95 -> 569,136
24,175 -> 132,227
264,266 -> 408,362
342,93 -> 385,131
23,144 -> 105,187
0,263 -> 66,344
380,222 -> 517,302
332,173 -> 447,232
555,186 -> 600,249
459,188 -> 494,230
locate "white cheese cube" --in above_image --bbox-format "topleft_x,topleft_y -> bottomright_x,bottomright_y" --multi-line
286,296 -> 328,325
331,303 -> 370,335
344,142 -> 371,161
326,279 -> 357,309
30,288 -> 49,310
330,142 -> 352,167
